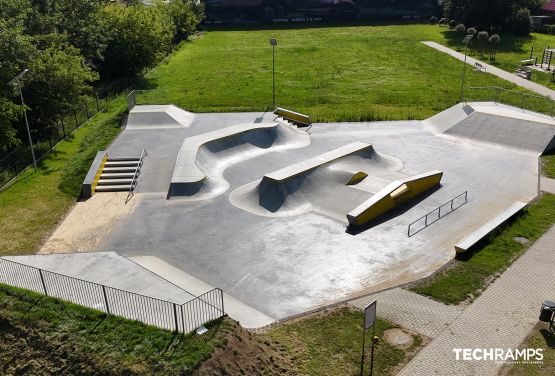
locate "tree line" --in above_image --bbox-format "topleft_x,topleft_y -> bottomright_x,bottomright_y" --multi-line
442,0 -> 545,36
0,0 -> 203,153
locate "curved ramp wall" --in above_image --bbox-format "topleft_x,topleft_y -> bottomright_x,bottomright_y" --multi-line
229,142 -> 405,220
168,122 -> 309,199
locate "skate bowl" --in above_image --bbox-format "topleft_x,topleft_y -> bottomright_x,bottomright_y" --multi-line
168,122 -> 309,199
126,105 -> 195,130
425,102 -> 555,154
229,142 -> 406,221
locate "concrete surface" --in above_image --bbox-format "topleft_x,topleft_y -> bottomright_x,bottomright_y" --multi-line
3,252 -> 195,304
169,121 -> 309,198
398,225 -> 555,375
40,103 -> 548,323
129,256 -> 276,329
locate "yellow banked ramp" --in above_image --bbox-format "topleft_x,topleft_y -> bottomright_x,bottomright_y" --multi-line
346,170 -> 443,226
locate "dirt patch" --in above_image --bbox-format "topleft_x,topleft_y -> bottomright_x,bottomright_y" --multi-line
40,192 -> 140,253
196,320 -> 298,375
383,328 -> 414,349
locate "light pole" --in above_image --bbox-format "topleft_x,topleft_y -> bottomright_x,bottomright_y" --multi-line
460,34 -> 474,103
270,38 -> 278,108
9,69 -> 37,171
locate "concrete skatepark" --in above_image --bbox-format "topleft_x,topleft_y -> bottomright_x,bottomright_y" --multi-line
6,101 -> 555,328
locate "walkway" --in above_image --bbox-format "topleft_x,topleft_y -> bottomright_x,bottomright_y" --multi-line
398,225 -> 555,375
423,41 -> 555,100
350,288 -> 463,339
541,175 -> 555,194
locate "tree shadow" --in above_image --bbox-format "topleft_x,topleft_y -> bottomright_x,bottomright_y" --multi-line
440,29 -> 531,56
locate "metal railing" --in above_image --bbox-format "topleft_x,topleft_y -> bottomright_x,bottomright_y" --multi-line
126,148 -> 148,204
0,258 -> 224,333
407,191 -> 468,237
464,86 -> 555,117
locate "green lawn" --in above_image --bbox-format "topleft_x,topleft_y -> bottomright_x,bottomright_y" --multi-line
543,153 -> 555,179
136,24 -> 540,122
266,306 -> 424,376
507,322 -> 555,376
410,194 -> 555,305
0,283 -> 227,375
0,99 -> 125,255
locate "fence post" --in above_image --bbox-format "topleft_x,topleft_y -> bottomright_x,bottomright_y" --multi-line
102,285 -> 110,314
73,109 -> 78,128
38,269 -> 48,296
84,101 -> 89,119
60,118 -> 66,138
95,93 -> 100,112
173,303 -> 179,332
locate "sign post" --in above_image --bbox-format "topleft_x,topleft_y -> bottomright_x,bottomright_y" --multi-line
360,300 -> 377,376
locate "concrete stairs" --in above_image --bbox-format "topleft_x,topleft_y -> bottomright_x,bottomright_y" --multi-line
95,158 -> 142,193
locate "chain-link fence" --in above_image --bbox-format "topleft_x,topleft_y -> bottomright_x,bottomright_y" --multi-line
0,78 -> 135,191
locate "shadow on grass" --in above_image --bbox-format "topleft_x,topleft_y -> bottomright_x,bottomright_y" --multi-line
540,328 -> 555,349
454,210 -> 525,262
441,29 -> 531,56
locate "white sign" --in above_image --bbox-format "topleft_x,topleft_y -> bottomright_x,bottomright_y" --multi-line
364,300 -> 377,329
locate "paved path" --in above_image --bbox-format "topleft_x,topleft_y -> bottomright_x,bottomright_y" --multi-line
398,225 -> 555,375
423,41 -> 555,100
350,288 -> 463,338
541,175 -> 555,194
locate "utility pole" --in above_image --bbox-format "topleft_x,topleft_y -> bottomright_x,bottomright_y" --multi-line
270,38 -> 278,108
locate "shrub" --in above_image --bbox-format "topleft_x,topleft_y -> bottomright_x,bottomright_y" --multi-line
455,23 -> 466,33
477,31 -> 489,41
439,17 -> 449,26
467,27 -> 477,35
430,16 -> 438,24
488,34 -> 500,44
544,24 -> 555,35
448,19 -> 458,29
512,8 -> 531,36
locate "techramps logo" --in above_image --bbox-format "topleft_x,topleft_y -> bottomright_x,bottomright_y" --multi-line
453,348 -> 544,365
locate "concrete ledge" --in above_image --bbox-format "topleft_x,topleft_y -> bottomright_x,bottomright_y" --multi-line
169,123 -> 276,196
274,107 -> 310,125
82,151 -> 107,199
264,142 -> 373,183
455,201 -> 527,253
347,171 -> 443,226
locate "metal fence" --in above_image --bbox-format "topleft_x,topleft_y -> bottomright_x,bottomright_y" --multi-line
0,79 -> 135,191
408,191 -> 468,237
0,258 -> 225,333
464,86 -> 555,117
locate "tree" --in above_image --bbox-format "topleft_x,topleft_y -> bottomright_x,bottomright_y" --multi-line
23,41 -> 98,139
100,3 -> 174,78
164,0 -> 204,42
511,8 -> 531,36
488,34 -> 501,60
455,23 -> 466,33
444,0 -> 515,32
0,18 -> 37,151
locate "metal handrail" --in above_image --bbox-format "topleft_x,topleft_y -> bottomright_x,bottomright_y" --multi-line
125,148 -> 147,204
407,191 -> 468,237
0,257 -> 225,333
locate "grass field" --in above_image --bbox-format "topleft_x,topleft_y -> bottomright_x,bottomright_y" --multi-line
137,24 -> 535,122
410,194 -> 555,305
